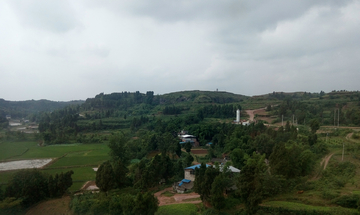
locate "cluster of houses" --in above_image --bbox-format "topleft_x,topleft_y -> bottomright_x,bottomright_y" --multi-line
173,130 -> 240,193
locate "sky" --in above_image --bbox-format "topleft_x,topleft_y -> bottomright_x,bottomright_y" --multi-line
1,0 -> 359,101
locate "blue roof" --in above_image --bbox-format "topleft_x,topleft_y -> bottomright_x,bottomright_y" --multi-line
179,179 -> 191,187
184,164 -> 211,170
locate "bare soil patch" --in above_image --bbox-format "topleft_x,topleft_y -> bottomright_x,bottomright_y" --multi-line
155,187 -> 202,206
191,150 -> 208,155
0,159 -> 52,171
26,196 -> 73,215
81,181 -> 99,191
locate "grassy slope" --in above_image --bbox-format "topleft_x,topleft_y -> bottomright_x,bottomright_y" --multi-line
261,128 -> 360,213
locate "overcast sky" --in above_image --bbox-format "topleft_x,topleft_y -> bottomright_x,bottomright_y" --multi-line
1,0 -> 359,101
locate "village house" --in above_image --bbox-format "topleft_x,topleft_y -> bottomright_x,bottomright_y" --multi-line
173,164 -> 211,193
178,134 -> 199,147
173,163 -> 241,193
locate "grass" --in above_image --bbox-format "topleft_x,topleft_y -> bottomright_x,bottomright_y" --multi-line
161,191 -> 175,197
42,166 -> 97,191
262,201 -> 358,213
49,148 -> 109,168
0,141 -> 35,161
155,203 -> 198,215
183,197 -> 201,202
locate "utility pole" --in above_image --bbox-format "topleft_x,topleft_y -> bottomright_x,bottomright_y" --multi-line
338,108 -> 340,127
282,115 -> 283,126
293,115 -> 294,125
342,142 -> 344,161
326,133 -> 328,143
334,108 -> 336,127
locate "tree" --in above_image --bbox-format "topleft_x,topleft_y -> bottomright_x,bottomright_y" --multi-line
230,148 -> 246,169
108,133 -> 129,165
309,119 -> 320,133
96,161 -> 116,192
193,163 -> 208,201
253,134 -> 274,159
132,192 -> 158,215
194,164 -> 220,202
184,141 -> 192,153
238,152 -> 267,215
5,169 -> 49,206
185,152 -> 194,167
112,159 -> 129,189
210,174 -> 227,211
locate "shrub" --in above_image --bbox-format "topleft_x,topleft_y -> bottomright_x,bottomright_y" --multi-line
331,194 -> 360,208
321,190 -> 340,200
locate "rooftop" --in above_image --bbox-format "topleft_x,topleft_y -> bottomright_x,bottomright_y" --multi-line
184,164 -> 212,170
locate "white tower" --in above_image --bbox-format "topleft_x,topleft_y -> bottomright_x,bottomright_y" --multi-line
236,109 -> 240,123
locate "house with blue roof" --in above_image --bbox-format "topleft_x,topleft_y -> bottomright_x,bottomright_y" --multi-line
184,164 -> 212,181
173,164 -> 212,193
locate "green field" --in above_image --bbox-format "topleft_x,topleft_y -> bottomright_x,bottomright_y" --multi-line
0,140 -> 110,191
155,203 -> 198,215
262,201 -> 358,214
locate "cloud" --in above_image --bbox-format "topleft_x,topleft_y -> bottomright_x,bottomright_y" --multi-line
0,0 -> 359,101
8,0 -> 79,33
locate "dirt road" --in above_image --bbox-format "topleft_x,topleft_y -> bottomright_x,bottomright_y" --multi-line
320,153 -> 334,170
245,107 -> 266,122
154,187 -> 201,206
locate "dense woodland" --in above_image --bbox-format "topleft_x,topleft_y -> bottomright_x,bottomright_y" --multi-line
1,90 -> 360,214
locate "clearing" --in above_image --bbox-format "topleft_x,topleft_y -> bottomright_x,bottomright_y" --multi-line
155,187 -> 201,206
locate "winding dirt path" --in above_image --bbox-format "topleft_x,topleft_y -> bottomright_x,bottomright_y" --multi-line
320,153 -> 334,170
154,187 -> 201,206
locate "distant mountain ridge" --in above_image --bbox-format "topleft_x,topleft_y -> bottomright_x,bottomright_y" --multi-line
0,98 -> 84,118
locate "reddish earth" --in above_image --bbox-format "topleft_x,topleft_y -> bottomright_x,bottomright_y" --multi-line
154,187 -> 201,206
191,150 -> 208,154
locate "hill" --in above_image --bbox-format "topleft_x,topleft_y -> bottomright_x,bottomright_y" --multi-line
0,99 -> 84,119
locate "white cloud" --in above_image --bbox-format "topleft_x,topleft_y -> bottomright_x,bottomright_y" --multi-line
0,0 -> 359,100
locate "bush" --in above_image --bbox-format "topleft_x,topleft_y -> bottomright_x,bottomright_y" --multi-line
321,190 -> 340,200
331,194 -> 360,208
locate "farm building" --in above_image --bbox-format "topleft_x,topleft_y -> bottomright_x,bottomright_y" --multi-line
173,164 -> 211,193
179,134 -> 199,147
184,164 -> 212,181
173,164 -> 240,193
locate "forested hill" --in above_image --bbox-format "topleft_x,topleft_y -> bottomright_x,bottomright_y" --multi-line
0,99 -> 84,118
82,90 -> 248,109
160,90 -> 247,104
